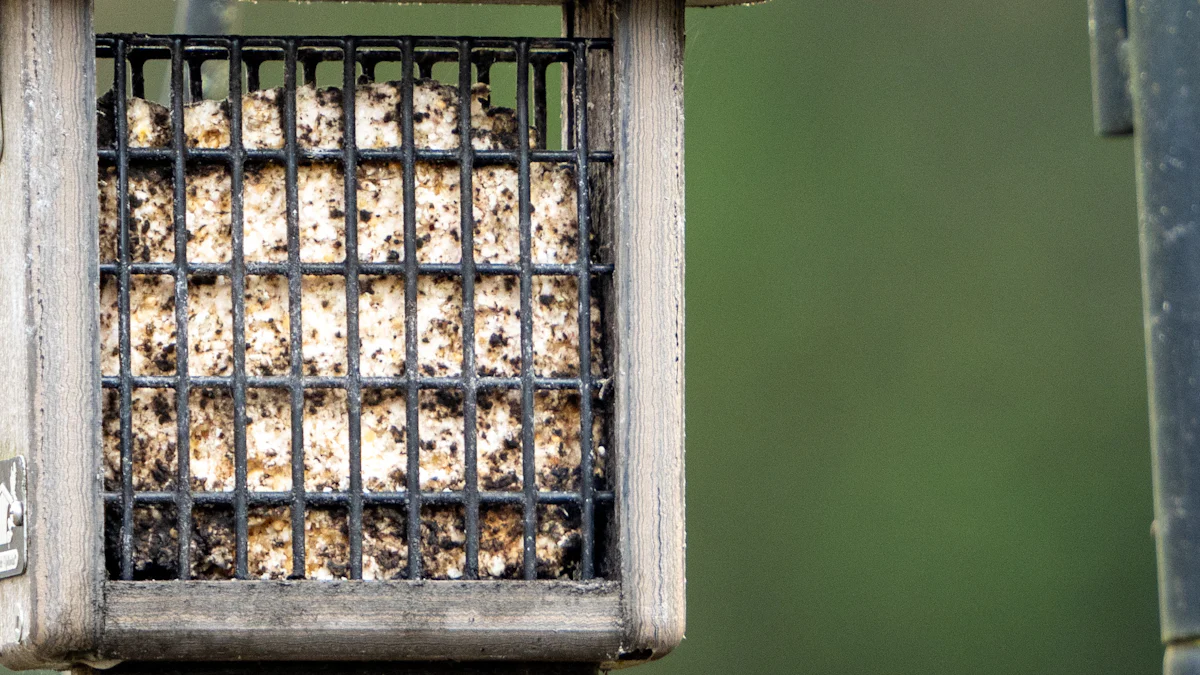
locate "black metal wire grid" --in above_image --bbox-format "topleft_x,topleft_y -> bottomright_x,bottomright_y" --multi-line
95,34 -> 614,582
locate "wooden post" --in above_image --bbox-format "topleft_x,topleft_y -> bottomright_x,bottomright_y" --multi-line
0,0 -> 102,668
571,0 -> 688,662
611,0 -> 687,660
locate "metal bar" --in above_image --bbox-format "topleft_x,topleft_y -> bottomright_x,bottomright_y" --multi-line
303,56 -> 318,87
284,38 -> 306,579
1088,0 -> 1133,136
342,38 -> 366,580
517,40 -> 538,581
246,57 -> 261,92
402,37 -> 423,580
100,147 -> 616,165
477,59 -> 492,87
572,41 -> 596,579
170,37 -> 194,580
115,37 -> 136,581
131,57 -> 146,99
229,37 -> 250,580
98,38 -> 612,61
103,374 -> 599,391
102,261 -> 615,276
188,57 -> 204,102
565,51 -> 575,151
104,490 -> 616,507
534,60 -> 548,150
1126,1 -> 1200,668
458,38 -> 481,580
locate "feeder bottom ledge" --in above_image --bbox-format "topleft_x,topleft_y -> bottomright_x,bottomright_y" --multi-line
65,662 -> 602,675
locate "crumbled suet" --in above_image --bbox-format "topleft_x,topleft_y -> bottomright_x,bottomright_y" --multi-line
100,79 -> 604,580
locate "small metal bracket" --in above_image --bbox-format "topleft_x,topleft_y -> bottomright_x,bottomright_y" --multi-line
0,457 -> 28,580
1089,0 -> 1134,136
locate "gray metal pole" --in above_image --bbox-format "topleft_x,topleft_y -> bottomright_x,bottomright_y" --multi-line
1092,0 -> 1200,671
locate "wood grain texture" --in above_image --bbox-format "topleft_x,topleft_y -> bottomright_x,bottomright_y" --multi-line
99,581 -> 623,662
73,661 -> 601,674
0,0 -> 102,670
238,0 -> 764,8
611,0 -> 686,660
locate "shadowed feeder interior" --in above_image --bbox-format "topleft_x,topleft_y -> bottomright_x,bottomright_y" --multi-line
95,36 -> 615,582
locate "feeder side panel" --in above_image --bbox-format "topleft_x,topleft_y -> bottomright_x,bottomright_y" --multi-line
0,0 -> 102,669
613,0 -> 686,659
1088,0 -> 1133,136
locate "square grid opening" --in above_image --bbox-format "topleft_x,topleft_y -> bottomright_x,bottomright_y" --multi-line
96,34 -> 614,582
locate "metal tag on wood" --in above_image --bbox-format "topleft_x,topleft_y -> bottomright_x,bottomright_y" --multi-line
0,457 -> 28,580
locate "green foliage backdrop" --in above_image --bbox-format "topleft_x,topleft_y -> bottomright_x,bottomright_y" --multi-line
11,1 -> 1159,673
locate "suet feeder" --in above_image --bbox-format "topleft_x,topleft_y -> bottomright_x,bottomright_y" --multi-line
0,0 -> 764,671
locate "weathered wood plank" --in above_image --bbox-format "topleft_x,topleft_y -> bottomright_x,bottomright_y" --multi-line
238,0 -> 765,8
612,0 -> 686,660
100,581 -> 623,662
74,661 -> 600,674
0,0 -> 102,669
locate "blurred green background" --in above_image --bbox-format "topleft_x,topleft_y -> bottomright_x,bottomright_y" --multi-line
25,0 -> 1159,673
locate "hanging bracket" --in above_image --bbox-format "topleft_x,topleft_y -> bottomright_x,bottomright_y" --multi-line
1089,0 -> 1133,136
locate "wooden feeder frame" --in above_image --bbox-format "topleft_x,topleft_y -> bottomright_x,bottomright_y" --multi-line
0,0 -> 760,669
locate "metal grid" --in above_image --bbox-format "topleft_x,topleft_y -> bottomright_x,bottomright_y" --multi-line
95,34 -> 614,582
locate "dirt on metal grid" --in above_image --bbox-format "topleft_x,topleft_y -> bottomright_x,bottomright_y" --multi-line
95,35 -> 614,582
